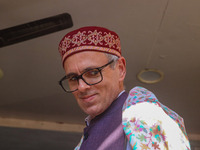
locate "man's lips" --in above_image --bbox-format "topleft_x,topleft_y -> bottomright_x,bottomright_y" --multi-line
80,94 -> 97,102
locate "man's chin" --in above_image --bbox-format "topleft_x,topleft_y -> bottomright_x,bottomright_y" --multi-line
84,107 -> 102,118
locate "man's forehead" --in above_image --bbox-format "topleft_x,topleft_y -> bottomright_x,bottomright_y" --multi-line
64,51 -> 108,73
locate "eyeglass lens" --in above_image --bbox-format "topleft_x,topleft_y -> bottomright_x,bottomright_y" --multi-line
61,68 -> 102,92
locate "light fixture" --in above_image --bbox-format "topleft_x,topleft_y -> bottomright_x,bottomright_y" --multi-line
137,69 -> 164,84
136,0 -> 168,84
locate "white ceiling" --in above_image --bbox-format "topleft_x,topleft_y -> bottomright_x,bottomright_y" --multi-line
0,0 -> 200,138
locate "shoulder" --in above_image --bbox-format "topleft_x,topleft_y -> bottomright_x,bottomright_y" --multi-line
122,86 -> 191,150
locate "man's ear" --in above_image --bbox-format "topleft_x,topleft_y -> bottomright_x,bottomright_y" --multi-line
118,57 -> 126,81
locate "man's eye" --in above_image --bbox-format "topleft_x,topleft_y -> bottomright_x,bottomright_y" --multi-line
68,76 -> 78,81
85,69 -> 99,77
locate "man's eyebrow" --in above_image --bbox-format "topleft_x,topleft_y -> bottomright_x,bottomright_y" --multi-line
66,65 -> 100,77
66,72 -> 78,78
82,64 -> 102,73
83,66 -> 98,72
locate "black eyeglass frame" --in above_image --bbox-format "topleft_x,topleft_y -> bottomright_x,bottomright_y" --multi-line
59,59 -> 114,93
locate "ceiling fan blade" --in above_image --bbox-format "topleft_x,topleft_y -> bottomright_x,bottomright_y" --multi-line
0,13 -> 73,48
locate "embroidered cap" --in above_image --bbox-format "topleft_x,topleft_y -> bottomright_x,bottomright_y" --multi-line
58,26 -> 121,65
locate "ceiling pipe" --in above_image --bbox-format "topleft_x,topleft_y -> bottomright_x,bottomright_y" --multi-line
0,13 -> 73,48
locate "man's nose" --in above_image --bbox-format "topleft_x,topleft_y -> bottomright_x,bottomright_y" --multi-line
77,79 -> 90,92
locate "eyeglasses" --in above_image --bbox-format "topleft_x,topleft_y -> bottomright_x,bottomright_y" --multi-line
59,60 -> 114,93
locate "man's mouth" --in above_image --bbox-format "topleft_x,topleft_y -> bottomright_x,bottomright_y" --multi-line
80,94 -> 97,102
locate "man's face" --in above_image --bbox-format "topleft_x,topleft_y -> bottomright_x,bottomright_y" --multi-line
63,51 -> 126,118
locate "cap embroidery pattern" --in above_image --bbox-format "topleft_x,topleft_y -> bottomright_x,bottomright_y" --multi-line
88,30 -> 103,45
58,26 -> 121,64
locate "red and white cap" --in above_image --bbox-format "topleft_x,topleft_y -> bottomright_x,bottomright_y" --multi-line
58,26 -> 121,65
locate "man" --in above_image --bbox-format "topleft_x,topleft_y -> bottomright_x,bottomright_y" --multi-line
58,26 -> 190,150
